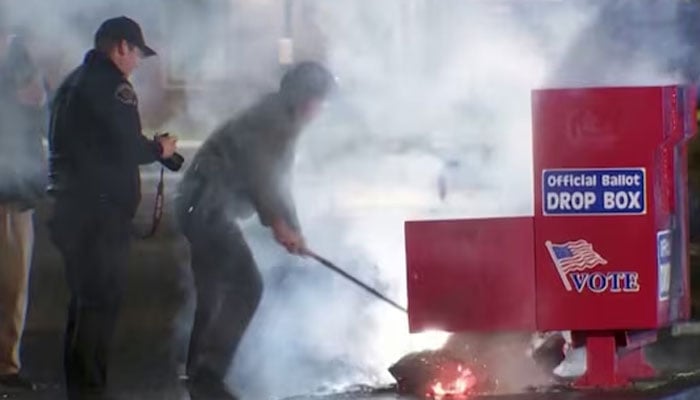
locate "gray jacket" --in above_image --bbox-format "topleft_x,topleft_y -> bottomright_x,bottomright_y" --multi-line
176,93 -> 302,231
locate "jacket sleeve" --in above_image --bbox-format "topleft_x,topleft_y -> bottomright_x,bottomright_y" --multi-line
278,170 -> 301,231
84,77 -> 161,165
241,132 -> 300,232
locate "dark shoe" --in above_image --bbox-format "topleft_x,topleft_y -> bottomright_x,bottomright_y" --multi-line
0,373 -> 37,391
185,372 -> 238,400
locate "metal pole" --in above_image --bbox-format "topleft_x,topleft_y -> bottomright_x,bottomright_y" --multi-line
305,250 -> 408,314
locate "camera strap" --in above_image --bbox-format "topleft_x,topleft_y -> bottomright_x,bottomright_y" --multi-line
140,166 -> 165,239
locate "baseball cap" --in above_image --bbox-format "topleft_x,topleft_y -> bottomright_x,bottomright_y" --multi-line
280,61 -> 337,106
94,16 -> 156,57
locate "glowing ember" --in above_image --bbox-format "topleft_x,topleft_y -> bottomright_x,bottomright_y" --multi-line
428,363 -> 478,398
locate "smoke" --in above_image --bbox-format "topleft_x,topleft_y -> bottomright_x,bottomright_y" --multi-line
240,2 -> 559,397
229,1 -> 579,398
547,1 -> 692,87
2,0 -> 700,399
232,1 -> 700,399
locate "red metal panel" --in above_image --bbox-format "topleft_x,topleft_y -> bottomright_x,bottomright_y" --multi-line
405,217 -> 536,333
534,226 -> 657,331
531,87 -> 687,331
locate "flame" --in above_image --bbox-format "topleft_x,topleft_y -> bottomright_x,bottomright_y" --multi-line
409,330 -> 451,352
428,363 -> 478,398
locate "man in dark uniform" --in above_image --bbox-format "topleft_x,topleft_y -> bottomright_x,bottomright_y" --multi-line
175,61 -> 335,399
47,16 -> 177,399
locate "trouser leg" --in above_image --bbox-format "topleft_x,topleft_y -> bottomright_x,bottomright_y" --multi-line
50,202 -> 130,398
0,205 -> 34,376
185,219 -> 263,383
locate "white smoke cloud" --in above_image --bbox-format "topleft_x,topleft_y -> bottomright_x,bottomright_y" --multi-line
231,1 -> 699,399
229,1 -> 596,399
2,0 -> 699,399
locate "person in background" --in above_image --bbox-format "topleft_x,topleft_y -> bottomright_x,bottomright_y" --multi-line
0,26 -> 48,392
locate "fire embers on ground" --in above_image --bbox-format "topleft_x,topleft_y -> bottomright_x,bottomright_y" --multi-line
389,349 -> 491,398
430,363 -> 478,398
389,333 -> 563,398
387,347 -> 491,398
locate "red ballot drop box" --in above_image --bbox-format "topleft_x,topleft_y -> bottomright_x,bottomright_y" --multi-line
405,86 -> 696,387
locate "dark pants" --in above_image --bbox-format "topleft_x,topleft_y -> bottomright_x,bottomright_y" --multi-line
181,207 -> 263,386
48,197 -> 130,399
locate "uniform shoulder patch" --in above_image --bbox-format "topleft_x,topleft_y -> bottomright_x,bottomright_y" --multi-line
115,82 -> 138,106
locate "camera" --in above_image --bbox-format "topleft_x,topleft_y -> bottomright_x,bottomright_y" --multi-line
155,133 -> 185,172
160,152 -> 184,172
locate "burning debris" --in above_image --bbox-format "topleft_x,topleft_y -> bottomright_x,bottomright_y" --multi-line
389,349 -> 491,398
389,332 -> 564,398
430,364 -> 478,398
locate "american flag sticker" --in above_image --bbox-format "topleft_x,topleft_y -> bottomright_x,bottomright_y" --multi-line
545,239 -> 608,291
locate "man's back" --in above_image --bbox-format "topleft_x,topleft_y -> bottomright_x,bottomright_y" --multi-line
177,93 -> 301,228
